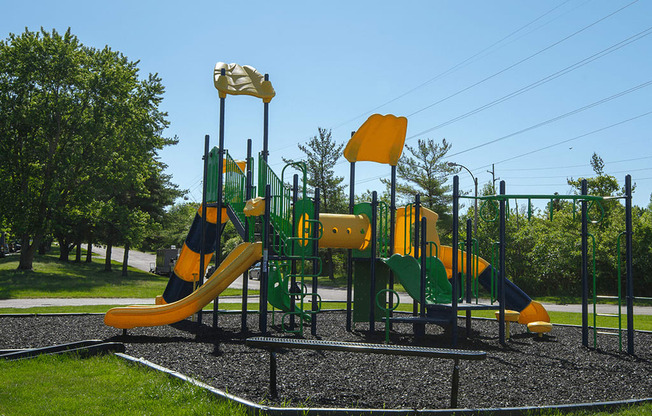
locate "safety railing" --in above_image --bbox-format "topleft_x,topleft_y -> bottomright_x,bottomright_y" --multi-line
205,147 -> 221,203
223,150 -> 252,236
258,155 -> 293,252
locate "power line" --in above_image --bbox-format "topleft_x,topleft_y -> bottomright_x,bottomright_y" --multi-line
447,80 -> 652,159
353,108 -> 652,186
473,109 -> 652,170
501,167 -> 652,180
403,0 -> 640,121
404,25 -> 652,141
499,155 -> 652,171
329,0 -> 575,131
268,1 -> 583,158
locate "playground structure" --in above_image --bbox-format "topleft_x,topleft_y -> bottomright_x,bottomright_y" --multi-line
104,62 -> 637,353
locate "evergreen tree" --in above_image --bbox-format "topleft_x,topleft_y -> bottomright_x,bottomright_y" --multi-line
285,127 -> 346,213
384,138 -> 459,239
284,127 -> 346,279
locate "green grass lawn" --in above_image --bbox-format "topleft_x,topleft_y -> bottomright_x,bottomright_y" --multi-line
463,309 -> 652,331
0,249 -> 254,299
0,354 -> 248,416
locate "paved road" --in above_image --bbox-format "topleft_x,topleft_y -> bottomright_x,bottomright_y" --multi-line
91,245 -> 155,273
2,245 -> 650,315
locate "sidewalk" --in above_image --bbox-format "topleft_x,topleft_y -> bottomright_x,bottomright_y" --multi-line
2,292 -> 651,315
3,245 -> 650,315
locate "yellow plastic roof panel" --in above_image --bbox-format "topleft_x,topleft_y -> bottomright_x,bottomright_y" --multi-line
343,114 -> 408,166
213,62 -> 276,103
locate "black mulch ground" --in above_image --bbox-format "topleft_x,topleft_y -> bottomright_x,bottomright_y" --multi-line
1,311 -> 650,410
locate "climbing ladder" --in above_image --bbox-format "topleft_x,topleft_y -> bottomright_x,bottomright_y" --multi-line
258,156 -> 322,334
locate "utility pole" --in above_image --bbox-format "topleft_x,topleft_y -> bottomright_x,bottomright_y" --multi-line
487,164 -> 499,193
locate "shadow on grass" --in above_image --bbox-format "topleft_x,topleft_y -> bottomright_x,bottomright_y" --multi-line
0,247 -> 165,299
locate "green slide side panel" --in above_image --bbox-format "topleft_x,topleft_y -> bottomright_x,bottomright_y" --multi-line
426,257 -> 452,304
267,266 -> 310,320
383,254 -> 451,305
268,266 -> 290,311
353,260 -> 389,323
383,254 -> 422,302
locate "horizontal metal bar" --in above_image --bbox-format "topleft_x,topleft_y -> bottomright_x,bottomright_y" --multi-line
459,194 -> 611,202
246,336 -> 486,360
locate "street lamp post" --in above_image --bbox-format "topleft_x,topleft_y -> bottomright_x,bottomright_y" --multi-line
448,162 -> 478,238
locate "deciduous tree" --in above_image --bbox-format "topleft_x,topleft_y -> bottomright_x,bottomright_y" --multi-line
0,28 -> 176,270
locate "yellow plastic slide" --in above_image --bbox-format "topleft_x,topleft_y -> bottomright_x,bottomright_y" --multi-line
104,242 -> 262,329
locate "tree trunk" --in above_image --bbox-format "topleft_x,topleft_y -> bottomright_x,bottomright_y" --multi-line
327,248 -> 335,281
75,241 -> 82,262
58,238 -> 72,261
86,241 -> 93,263
121,243 -> 130,277
38,238 -> 51,255
17,234 -> 41,270
104,244 -> 112,272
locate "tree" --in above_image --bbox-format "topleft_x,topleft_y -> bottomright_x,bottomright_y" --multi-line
285,127 -> 346,213
567,153 -> 622,224
0,28 -> 176,270
141,202 -> 198,252
284,127 -> 347,279
385,138 -> 459,241
0,29 -> 89,268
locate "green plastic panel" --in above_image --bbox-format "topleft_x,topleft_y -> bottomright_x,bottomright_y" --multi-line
353,260 -> 389,323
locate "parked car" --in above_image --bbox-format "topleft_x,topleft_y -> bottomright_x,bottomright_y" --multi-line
248,262 -> 261,280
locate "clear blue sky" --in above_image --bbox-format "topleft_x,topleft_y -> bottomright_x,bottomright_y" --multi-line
3,0 -> 651,209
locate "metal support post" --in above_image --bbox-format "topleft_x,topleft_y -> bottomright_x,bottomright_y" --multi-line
499,181 -> 506,346
346,143 -> 355,332
418,219 -> 427,339
289,174 -> 299,331
451,177 -> 459,347
269,350 -> 278,399
389,164 -> 397,303
451,358 -> 460,408
625,175 -> 634,354
465,218 -> 473,337
311,187 -> 320,336
214,69 -> 226,328
241,139 -> 252,333
260,184 -> 271,334
581,180 -> 589,347
198,134 -> 209,325
413,194 -> 421,317
369,191 -> 378,332
262,74 -> 270,163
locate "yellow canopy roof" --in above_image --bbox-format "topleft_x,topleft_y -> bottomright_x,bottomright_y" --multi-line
343,114 -> 407,166
213,62 -> 276,103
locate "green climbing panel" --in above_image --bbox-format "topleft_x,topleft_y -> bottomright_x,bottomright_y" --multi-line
353,260 -> 390,323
